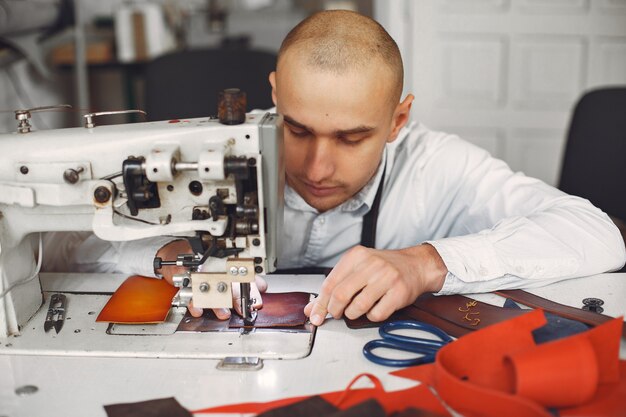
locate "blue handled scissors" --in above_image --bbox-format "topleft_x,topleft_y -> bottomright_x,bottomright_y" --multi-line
363,320 -> 454,367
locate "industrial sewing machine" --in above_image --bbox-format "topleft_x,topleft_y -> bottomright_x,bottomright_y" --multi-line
0,99 -> 315,364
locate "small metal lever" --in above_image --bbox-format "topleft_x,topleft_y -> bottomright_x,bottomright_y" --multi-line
83,110 -> 147,128
14,104 -> 72,134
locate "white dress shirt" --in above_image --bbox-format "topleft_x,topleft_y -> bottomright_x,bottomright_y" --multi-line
280,122 -> 625,294
43,122 -> 626,295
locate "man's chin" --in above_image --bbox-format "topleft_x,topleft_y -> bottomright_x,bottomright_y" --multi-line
301,193 -> 344,213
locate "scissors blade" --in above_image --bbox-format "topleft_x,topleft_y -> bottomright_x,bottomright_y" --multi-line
44,294 -> 67,334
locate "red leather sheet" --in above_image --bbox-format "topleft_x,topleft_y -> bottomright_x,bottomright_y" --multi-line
391,310 -> 626,417
193,373 -> 450,416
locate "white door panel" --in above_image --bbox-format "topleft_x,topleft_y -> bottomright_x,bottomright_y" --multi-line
375,0 -> 626,185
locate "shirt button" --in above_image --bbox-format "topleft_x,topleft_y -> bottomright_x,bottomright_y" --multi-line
319,217 -> 325,224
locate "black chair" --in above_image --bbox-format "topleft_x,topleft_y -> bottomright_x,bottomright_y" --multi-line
144,48 -> 277,121
558,86 -> 626,271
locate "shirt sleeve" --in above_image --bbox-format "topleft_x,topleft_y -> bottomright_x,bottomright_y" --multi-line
420,134 -> 626,293
43,232 -> 178,278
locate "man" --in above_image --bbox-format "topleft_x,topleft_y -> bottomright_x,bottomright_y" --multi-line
46,10 -> 625,325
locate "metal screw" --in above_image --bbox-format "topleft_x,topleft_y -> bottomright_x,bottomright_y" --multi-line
238,266 -> 248,276
94,186 -> 111,203
63,167 -> 84,184
229,266 -> 239,275
19,165 -> 28,175
252,238 -> 261,246
199,282 -> 210,292
217,282 -> 227,293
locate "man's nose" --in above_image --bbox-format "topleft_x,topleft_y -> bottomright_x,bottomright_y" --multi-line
304,138 -> 335,183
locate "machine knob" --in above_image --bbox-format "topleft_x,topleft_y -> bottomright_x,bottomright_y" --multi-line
218,88 -> 246,125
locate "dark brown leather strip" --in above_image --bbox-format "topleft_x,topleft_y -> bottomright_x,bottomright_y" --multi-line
256,396 -> 337,417
229,292 -> 311,328
398,305 -> 474,338
413,293 -> 529,331
495,289 -> 615,327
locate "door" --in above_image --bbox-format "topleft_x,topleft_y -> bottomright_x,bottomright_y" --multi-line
375,0 -> 626,185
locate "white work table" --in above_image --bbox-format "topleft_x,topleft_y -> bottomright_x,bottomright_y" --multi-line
1,273 -> 625,417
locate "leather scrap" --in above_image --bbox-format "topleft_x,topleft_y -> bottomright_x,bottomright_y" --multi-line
104,397 -> 192,417
229,292 -> 311,328
391,310 -> 626,417
194,373 -> 450,416
96,275 -> 178,323
256,396 -> 337,417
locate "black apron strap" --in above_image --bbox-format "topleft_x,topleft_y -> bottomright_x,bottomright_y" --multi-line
273,167 -> 386,276
360,166 -> 385,249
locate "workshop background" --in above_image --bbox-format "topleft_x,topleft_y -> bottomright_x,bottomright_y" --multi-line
1,0 -> 625,186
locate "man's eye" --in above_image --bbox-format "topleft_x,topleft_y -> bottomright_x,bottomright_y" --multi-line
289,129 -> 310,138
338,136 -> 362,146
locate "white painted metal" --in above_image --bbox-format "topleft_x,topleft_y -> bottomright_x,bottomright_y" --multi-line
0,113 -> 280,337
0,273 -> 624,417
375,0 -> 626,185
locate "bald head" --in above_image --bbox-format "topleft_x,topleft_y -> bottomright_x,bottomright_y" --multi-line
277,10 -> 404,105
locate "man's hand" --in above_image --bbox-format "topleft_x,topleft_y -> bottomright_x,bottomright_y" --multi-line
155,240 -> 267,320
304,244 -> 447,326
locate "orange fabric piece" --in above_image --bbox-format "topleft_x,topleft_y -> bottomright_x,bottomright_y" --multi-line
561,361 -> 626,417
391,310 -> 625,417
193,373 -> 450,416
508,336 -> 598,407
96,275 -> 178,323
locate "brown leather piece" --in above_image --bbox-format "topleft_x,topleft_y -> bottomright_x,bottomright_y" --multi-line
345,294 -> 528,337
495,290 -> 615,327
390,407 -> 449,417
104,397 -> 192,417
96,276 -> 178,324
331,399 -> 385,417
412,293 -> 529,332
229,292 -> 311,328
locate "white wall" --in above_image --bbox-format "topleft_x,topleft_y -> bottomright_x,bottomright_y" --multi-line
375,0 -> 626,185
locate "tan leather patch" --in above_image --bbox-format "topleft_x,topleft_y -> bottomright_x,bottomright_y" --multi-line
96,275 -> 178,323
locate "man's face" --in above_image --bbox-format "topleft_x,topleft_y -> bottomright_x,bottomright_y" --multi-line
270,55 -> 411,213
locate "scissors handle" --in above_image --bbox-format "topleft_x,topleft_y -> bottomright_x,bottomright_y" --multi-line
380,320 -> 454,346
363,320 -> 454,367
363,339 -> 437,367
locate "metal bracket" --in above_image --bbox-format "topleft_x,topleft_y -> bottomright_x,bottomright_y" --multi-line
216,356 -> 263,371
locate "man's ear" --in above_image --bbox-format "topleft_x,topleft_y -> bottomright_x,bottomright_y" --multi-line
269,71 -> 278,106
387,94 -> 414,143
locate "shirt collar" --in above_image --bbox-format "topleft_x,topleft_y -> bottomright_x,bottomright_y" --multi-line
284,147 -> 387,215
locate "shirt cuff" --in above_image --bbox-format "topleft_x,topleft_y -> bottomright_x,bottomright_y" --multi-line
427,234 -> 505,282
117,237 -> 180,278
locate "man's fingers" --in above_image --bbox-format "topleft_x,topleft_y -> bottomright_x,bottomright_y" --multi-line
365,290 -> 399,322
342,276 -> 389,320
308,299 -> 330,326
304,301 -> 314,316
325,271 -> 368,319
250,283 -> 263,309
213,308 -> 232,320
306,248 -> 368,326
188,300 -> 204,318
255,275 -> 268,293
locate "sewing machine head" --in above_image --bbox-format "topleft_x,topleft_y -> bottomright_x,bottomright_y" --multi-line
0,103 -> 284,337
